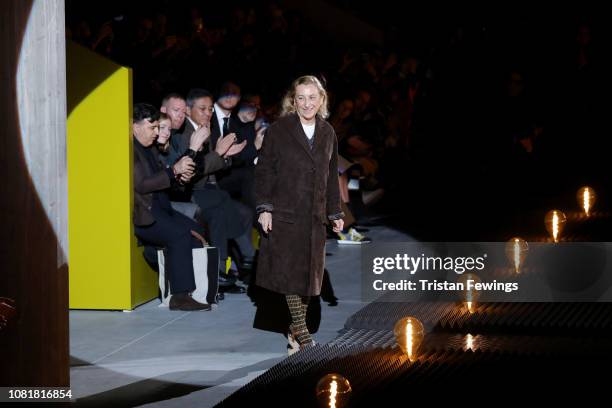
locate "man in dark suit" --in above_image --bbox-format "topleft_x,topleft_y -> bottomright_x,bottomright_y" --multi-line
210,82 -> 257,209
170,88 -> 256,287
132,103 -> 211,311
210,82 -> 242,148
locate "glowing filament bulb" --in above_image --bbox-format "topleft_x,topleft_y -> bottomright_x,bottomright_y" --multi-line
458,273 -> 481,313
466,283 -> 476,311
545,210 -> 566,243
329,380 -> 337,408
513,239 -> 520,270
577,186 -> 596,217
394,317 -> 425,362
466,333 -> 474,350
505,237 -> 529,274
316,374 -> 351,408
406,319 -> 414,360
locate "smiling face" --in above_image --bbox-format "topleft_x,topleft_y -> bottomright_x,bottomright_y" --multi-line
294,84 -> 322,123
157,118 -> 172,144
189,96 -> 214,127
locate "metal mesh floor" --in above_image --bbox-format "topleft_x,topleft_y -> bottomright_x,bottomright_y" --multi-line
217,301 -> 612,406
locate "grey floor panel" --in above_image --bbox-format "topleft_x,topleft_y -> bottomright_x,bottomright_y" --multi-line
70,225 -> 412,406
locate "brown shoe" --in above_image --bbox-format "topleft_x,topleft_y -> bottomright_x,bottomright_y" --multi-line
169,293 -> 211,311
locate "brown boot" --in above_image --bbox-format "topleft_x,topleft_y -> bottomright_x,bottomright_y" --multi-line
169,293 -> 211,311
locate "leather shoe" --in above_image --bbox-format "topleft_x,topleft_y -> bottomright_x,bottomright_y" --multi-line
169,293 -> 211,311
219,284 -> 247,294
218,274 -> 237,287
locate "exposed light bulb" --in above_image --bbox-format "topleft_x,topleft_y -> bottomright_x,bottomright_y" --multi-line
393,316 -> 425,362
544,210 -> 567,243
465,333 -> 475,351
457,273 -> 481,313
577,186 -> 596,217
316,373 -> 352,408
505,237 -> 528,273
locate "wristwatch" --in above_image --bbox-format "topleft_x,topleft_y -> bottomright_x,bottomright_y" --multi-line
186,149 -> 198,160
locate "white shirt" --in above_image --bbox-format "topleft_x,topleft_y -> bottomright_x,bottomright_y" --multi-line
302,123 -> 315,140
187,116 -> 200,130
214,102 -> 231,135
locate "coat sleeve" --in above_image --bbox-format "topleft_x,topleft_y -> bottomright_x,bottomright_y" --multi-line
133,150 -> 172,195
254,123 -> 278,213
202,150 -> 226,175
326,130 -> 344,220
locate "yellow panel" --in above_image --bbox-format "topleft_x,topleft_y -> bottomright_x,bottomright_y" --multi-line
130,236 -> 159,308
67,42 -> 157,310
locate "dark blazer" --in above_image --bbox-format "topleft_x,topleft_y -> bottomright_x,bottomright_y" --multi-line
210,110 -> 238,148
254,113 -> 343,296
170,119 -> 227,190
210,110 -> 255,164
133,139 -> 172,226
231,117 -> 258,167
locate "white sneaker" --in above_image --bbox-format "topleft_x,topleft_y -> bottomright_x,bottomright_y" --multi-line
287,333 -> 300,356
337,228 -> 371,245
287,334 -> 318,355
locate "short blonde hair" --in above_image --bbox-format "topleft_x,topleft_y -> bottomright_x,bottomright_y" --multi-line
281,75 -> 329,119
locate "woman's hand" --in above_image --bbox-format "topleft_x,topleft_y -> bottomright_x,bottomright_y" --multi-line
258,212 -> 272,233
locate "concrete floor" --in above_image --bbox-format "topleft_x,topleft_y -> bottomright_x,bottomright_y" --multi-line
70,224 -> 412,407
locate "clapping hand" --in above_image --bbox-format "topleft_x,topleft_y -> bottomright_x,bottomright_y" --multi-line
189,124 -> 211,151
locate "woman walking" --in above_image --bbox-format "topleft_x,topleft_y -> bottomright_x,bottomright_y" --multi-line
254,76 -> 344,349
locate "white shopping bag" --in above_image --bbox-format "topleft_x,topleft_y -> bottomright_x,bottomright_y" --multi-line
157,246 -> 219,307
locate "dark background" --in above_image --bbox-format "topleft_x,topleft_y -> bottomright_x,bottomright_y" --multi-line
65,0 -> 612,241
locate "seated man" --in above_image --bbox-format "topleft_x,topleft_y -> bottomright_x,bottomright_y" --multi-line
171,88 -> 257,287
132,103 -> 210,311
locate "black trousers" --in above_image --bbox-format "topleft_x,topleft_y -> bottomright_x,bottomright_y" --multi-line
192,185 -> 252,264
134,206 -> 205,294
217,166 -> 256,210
250,269 -> 336,335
